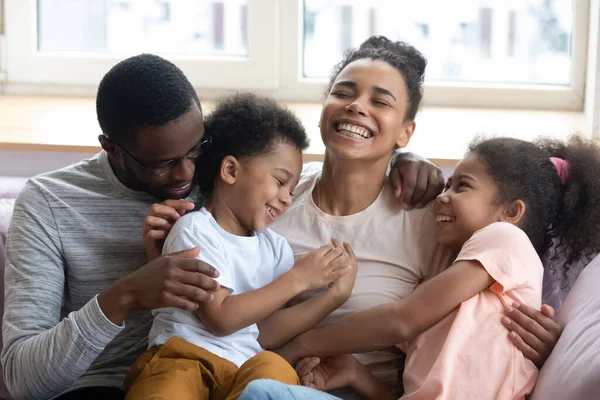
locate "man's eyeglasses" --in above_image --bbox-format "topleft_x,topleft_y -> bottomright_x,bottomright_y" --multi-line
107,136 -> 211,177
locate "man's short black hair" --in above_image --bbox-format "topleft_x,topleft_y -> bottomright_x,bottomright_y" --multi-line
96,54 -> 200,145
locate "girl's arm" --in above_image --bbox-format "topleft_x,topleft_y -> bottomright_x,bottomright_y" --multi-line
279,260 -> 493,363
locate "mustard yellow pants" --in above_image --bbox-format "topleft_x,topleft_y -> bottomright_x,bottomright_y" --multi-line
124,337 -> 299,400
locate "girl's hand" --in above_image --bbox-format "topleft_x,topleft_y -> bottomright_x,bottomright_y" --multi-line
502,302 -> 563,368
296,355 -> 359,392
143,200 -> 195,261
328,239 -> 358,302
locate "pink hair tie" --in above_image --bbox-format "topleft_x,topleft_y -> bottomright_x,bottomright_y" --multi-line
550,157 -> 569,185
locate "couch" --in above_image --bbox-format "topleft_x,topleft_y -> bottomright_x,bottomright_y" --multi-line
0,176 -> 598,400
0,177 -> 27,400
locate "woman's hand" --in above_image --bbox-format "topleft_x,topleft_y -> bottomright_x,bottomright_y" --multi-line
143,200 -> 195,261
502,302 -> 563,368
296,355 -> 359,392
389,152 -> 444,210
296,355 -> 396,400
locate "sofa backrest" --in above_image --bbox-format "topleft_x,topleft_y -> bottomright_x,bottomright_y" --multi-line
530,253 -> 600,400
0,177 -> 28,400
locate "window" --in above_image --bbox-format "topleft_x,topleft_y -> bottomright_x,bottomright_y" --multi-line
38,1 -> 248,56
2,0 -> 591,110
4,0 -> 277,89
303,0 -> 573,86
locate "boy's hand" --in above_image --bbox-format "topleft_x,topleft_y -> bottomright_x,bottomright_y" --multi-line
328,239 -> 358,302
143,200 -> 195,260
296,355 -> 359,391
292,242 -> 350,291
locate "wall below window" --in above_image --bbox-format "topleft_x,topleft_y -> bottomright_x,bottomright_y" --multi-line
0,150 -> 456,183
0,150 -> 94,177
0,95 -> 591,179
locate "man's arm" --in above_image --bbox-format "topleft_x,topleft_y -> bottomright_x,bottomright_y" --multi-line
2,183 -> 124,400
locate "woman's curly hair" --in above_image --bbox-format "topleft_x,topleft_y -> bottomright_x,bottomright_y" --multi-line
326,35 -> 427,121
469,135 -> 600,273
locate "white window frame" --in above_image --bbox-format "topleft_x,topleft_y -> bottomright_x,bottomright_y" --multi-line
1,0 -> 592,111
4,0 -> 279,90
0,0 -> 6,84
278,0 -> 591,111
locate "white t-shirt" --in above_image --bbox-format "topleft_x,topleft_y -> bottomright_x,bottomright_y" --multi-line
271,164 -> 454,388
148,207 -> 295,367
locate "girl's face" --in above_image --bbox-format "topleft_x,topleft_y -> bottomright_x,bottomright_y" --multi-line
435,153 -> 507,251
318,58 -> 415,162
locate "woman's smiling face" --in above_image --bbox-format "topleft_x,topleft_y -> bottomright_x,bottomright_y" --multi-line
319,58 -> 415,162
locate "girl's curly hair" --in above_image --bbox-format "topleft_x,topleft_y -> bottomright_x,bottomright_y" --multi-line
469,135 -> 600,274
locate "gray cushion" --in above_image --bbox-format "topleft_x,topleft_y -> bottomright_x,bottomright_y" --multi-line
0,177 -> 27,400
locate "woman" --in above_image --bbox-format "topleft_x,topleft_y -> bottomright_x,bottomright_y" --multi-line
145,36 -> 562,399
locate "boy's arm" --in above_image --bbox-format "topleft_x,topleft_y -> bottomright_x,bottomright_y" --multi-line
196,269 -> 309,336
258,241 -> 357,349
196,244 -> 350,337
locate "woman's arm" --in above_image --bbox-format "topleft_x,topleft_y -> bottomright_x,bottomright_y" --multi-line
258,289 -> 346,349
502,303 -> 563,368
279,260 -> 493,364
296,355 -> 396,400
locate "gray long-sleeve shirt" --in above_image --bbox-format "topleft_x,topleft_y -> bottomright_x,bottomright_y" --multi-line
2,152 -> 157,399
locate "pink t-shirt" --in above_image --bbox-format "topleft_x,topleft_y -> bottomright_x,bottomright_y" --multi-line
401,222 -> 543,400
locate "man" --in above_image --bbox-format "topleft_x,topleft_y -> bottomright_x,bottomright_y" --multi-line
2,54 -> 443,400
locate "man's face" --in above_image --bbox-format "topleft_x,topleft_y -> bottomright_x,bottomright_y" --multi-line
117,103 -> 204,200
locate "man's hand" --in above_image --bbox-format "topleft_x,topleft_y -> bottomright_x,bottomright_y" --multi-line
389,152 -> 444,210
98,246 -> 220,325
502,302 -> 563,368
143,200 -> 195,260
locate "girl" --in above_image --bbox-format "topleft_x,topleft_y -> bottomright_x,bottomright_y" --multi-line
124,93 -> 358,400
272,135 -> 600,400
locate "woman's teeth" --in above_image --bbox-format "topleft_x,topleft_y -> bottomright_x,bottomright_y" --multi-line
337,123 -> 372,139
